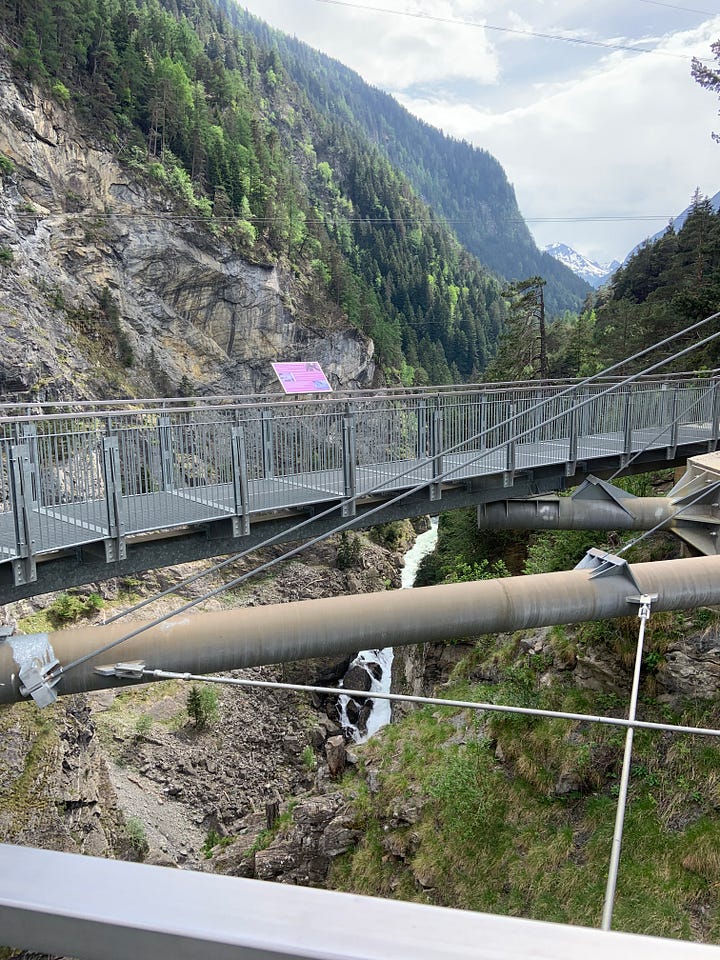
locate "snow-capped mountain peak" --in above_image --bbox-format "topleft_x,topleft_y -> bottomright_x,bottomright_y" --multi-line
544,242 -> 620,289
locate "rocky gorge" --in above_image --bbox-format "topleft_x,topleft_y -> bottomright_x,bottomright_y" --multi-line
0,525 -> 413,876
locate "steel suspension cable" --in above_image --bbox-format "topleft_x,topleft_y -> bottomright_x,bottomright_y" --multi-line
51,313 -> 720,681
142,667 -> 720,740
102,314 -> 720,629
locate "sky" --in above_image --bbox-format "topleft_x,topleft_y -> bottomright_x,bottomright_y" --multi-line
237,0 -> 720,265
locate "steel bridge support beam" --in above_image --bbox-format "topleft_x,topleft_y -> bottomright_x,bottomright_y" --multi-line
477,471 -> 720,556
4,551 -> 720,705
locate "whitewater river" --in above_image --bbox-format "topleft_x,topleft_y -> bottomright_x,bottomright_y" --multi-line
339,518 -> 439,743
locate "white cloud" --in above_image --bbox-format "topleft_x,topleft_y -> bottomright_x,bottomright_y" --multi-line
239,0 -> 500,88
236,1 -> 720,261
397,17 -> 720,262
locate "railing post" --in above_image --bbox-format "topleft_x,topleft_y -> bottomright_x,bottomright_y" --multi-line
622,386 -> 633,467
478,393 -> 487,451
102,437 -> 127,562
567,395 -> 578,477
342,406 -> 357,517
709,378 -> 720,453
261,409 -> 274,479
430,399 -> 443,502
158,416 -> 175,490
18,422 -> 40,505
231,426 -> 250,536
9,444 -> 37,586
417,400 -> 430,459
666,385 -> 679,460
504,402 -> 516,488
533,388 -> 542,443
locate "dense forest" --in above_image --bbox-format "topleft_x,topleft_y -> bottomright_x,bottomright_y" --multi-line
219,5 -> 590,317
484,192 -> 720,381
0,0 -> 525,384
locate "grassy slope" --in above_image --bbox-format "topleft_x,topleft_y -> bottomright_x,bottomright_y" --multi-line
329,500 -> 720,941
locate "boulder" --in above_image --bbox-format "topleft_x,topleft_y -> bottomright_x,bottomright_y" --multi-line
325,736 -> 347,777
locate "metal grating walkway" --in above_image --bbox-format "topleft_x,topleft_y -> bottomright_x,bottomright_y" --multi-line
0,377 -> 717,591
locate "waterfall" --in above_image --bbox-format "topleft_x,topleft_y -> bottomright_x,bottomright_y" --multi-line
338,518 -> 439,743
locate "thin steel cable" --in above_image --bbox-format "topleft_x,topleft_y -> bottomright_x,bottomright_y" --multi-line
601,595 -> 654,931
100,313 -> 720,629
51,313 -> 720,679
616,479 -> 720,556
142,668 -> 720,739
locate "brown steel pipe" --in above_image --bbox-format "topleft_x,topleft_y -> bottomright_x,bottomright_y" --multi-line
2,555 -> 720,705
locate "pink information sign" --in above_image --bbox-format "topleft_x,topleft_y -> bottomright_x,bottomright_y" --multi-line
271,361 -> 333,395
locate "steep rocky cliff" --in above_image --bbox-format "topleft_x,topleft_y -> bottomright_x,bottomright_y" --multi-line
0,528 -> 406,872
0,62 -> 376,400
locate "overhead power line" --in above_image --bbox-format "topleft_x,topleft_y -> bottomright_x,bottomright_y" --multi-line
638,0 -> 717,15
310,0 -> 696,60
5,210 -> 677,225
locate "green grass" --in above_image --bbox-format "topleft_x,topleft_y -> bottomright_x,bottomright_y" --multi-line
330,650 -> 720,941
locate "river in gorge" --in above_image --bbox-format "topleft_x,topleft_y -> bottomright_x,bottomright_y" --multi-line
338,518 -> 439,743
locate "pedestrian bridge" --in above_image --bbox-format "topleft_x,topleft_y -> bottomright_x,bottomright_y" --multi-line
1,374 -> 718,601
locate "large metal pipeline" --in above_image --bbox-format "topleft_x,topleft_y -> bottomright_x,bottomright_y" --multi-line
478,496 -> 675,531
477,473 -> 720,556
3,552 -> 720,705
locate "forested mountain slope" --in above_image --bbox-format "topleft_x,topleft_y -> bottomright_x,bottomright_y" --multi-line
0,0 -> 520,389
543,193 -> 720,379
224,4 -> 591,318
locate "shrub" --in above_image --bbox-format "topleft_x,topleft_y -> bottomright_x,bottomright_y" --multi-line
51,81 -> 70,105
49,593 -> 86,623
125,816 -> 148,858
336,531 -> 363,569
48,591 -> 104,625
186,683 -> 219,729
0,154 -> 14,178
0,246 -> 14,265
135,714 -> 153,739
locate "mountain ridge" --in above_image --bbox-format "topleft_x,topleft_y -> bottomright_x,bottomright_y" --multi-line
544,242 -> 620,289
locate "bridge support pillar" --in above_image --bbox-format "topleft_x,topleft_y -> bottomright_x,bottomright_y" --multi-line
102,437 -> 127,563
231,427 -> 251,536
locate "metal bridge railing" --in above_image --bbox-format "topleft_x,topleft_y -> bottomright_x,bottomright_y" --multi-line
0,376 -> 717,584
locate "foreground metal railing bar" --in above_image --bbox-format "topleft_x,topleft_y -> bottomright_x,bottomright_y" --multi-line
2,844 -> 718,960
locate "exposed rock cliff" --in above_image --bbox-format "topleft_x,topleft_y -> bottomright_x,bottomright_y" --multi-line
0,63 -> 376,400
0,530 -> 405,870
